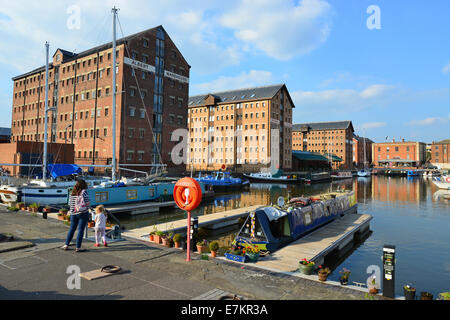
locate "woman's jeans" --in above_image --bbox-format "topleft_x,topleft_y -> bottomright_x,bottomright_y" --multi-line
65,212 -> 89,248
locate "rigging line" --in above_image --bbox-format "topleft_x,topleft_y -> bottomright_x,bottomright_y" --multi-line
116,15 -> 164,167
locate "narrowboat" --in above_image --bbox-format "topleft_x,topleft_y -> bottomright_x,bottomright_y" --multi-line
196,172 -> 249,191
331,171 -> 353,180
357,169 -> 371,177
304,172 -> 332,184
243,170 -> 301,183
85,179 -> 213,207
233,191 -> 357,253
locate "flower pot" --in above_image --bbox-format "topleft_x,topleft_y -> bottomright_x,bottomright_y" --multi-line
369,287 -> 379,295
211,251 -> 217,258
174,241 -> 181,249
197,245 -> 205,254
245,252 -> 260,263
298,264 -> 314,275
404,288 -> 416,300
58,215 -> 65,221
340,278 -> 349,285
153,235 -> 161,244
420,292 -> 433,300
88,222 -> 95,228
149,234 -> 154,242
318,272 -> 329,281
32,208 -> 38,213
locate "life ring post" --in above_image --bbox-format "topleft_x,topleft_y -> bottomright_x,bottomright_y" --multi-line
173,178 -> 203,263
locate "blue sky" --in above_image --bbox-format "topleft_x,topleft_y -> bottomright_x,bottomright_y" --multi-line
0,0 -> 448,143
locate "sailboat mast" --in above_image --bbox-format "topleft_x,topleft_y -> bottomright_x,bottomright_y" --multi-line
43,42 -> 50,181
112,7 -> 118,181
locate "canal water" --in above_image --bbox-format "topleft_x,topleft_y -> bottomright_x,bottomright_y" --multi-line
118,176 -> 450,298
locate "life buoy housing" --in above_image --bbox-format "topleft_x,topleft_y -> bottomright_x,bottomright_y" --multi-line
174,178 -> 203,212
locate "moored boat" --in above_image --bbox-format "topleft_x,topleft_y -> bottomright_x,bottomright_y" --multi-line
432,176 -> 450,190
232,191 -> 357,253
331,171 -> 353,180
243,170 -> 301,183
196,172 -> 249,191
357,169 -> 371,177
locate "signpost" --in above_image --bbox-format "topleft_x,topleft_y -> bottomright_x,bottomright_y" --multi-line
173,178 -> 202,262
382,244 -> 396,298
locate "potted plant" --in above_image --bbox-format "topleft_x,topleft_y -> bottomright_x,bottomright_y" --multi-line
173,233 -> 183,248
154,231 -> 164,244
209,241 -> 220,258
57,212 -> 65,221
368,276 -> 379,294
197,240 -> 207,254
317,266 -> 331,281
59,208 -> 68,215
88,220 -> 95,228
224,245 -> 247,263
42,206 -> 52,214
420,292 -> 433,300
339,268 -> 351,285
244,245 -> 260,263
149,231 -> 156,242
298,258 -> 315,275
403,285 -> 416,300
17,202 -> 25,210
29,203 -> 39,213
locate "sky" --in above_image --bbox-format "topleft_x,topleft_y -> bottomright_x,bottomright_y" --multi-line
0,0 -> 449,143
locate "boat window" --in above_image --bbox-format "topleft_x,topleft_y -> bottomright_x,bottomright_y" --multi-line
269,216 -> 291,238
303,212 -> 312,226
325,205 -> 331,216
95,192 -> 108,203
149,188 -> 155,197
238,214 -> 266,241
126,190 -> 138,200
39,190 -> 44,193
57,190 -> 62,193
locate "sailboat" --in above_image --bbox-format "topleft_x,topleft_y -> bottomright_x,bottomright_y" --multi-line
357,136 -> 371,177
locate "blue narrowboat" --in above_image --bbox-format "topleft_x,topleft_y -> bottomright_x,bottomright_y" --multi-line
407,170 -> 419,177
83,181 -> 212,207
233,192 -> 357,253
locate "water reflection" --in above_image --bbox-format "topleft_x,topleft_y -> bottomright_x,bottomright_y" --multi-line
118,176 -> 449,298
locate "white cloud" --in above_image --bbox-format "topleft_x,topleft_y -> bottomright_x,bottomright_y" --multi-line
192,70 -> 274,94
409,115 -> 450,126
220,0 -> 333,60
359,122 -> 387,130
443,63 -> 450,75
360,84 -> 394,99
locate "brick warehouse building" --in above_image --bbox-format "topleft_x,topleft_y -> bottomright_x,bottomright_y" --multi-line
372,139 -> 427,168
430,139 -> 450,169
10,26 -> 189,175
187,84 -> 294,173
352,134 -> 373,169
292,121 -> 355,169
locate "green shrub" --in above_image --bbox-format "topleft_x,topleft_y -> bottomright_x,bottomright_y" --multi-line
209,241 -> 219,252
173,233 -> 183,243
30,203 -> 39,209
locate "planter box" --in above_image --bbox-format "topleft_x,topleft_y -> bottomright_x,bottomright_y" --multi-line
298,264 -> 314,275
224,253 -> 248,263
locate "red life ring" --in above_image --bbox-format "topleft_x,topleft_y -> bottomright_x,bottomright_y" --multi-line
446,177 -> 450,183
174,178 -> 202,212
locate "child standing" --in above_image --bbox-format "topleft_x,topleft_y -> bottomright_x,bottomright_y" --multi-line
94,205 -> 108,247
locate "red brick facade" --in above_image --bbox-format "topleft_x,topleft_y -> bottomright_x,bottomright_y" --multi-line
10,26 -> 189,175
372,139 -> 426,168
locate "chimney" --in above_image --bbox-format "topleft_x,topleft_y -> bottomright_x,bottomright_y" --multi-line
402,138 -> 405,143
392,138 -> 395,143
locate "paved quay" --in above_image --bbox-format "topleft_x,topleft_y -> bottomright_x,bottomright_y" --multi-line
0,207 -> 386,300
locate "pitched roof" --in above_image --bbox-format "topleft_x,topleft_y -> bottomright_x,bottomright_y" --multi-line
293,121 -> 354,132
13,25 -> 189,81
292,151 -> 329,162
434,139 -> 450,145
0,127 -> 11,136
189,84 -> 295,108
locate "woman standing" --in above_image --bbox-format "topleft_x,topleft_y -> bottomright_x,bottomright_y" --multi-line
62,179 -> 91,252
